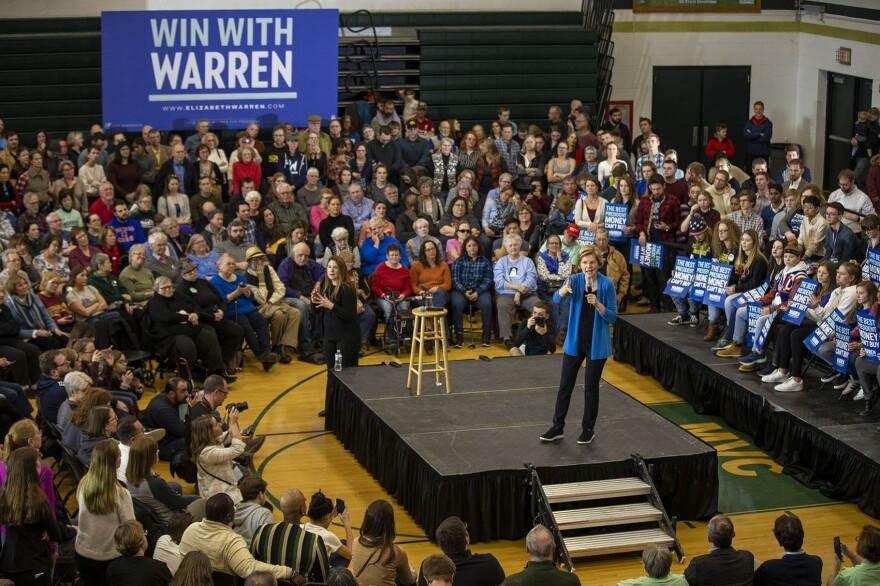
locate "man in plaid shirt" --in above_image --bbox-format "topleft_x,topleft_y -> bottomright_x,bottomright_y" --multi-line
636,176 -> 680,313
495,122 -> 521,175
727,189 -> 765,244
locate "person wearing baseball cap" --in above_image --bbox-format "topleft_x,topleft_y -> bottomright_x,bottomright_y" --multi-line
668,215 -> 711,327
551,223 -> 583,260
400,118 -> 431,174
414,101 -> 434,136
297,114 -> 332,157
244,246 -> 301,364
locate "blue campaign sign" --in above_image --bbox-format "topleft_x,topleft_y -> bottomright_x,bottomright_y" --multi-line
703,262 -> 733,308
856,309 -> 880,363
689,258 -> 713,303
789,212 -> 804,235
578,228 -> 596,246
629,240 -> 664,269
746,302 -> 762,347
804,308 -> 846,353
604,203 -> 629,242
833,322 -> 851,374
753,310 -> 776,352
865,249 -> 880,286
782,278 -> 818,325
664,256 -> 697,298
733,283 -> 768,309
101,10 -> 339,130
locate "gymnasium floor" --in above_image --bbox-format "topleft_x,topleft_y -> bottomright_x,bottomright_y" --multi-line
142,306 -> 875,585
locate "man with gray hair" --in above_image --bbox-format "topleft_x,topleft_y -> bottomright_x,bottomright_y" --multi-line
277,242 -> 325,349
504,524 -> 580,585
145,231 -> 180,279
684,514 -> 754,586
618,544 -> 686,585
43,212 -> 74,254
244,571 -> 278,586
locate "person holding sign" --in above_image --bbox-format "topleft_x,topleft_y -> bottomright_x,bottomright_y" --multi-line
854,282 -> 880,415
669,216 -> 713,327
718,243 -> 806,365
573,175 -> 606,233
540,246 -> 617,445
702,220 -> 741,341
635,176 -> 679,313
761,262 -> 860,392
708,229 -> 768,343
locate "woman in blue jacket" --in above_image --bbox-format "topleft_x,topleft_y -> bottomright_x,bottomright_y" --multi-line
541,245 -> 618,445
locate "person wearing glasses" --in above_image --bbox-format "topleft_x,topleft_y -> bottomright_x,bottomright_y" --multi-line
828,169 -> 873,234
819,202 -> 858,265
827,525 -> 880,586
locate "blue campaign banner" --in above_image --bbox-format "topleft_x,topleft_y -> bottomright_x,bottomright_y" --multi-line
689,258 -> 713,303
856,309 -> 880,363
782,278 -> 818,325
753,310 -> 776,352
733,283 -> 769,309
101,10 -> 338,130
865,249 -> 880,286
746,303 -> 762,347
629,240 -> 664,269
578,228 -> 596,245
604,203 -> 629,242
789,212 -> 804,234
703,262 -> 733,308
833,322 -> 851,374
664,256 -> 697,298
804,308 -> 846,353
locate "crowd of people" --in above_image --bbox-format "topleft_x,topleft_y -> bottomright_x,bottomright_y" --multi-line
0,89 -> 879,584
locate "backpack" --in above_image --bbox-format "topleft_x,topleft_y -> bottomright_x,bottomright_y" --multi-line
169,449 -> 198,484
131,496 -> 166,557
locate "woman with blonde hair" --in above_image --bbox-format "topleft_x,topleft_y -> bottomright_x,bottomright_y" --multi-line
125,436 -> 189,525
2,419 -> 57,514
170,551 -> 214,586
202,132 -> 228,177
75,439 -> 135,586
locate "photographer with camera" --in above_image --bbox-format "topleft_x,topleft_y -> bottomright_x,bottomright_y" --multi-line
509,302 -> 556,357
188,375 -> 265,466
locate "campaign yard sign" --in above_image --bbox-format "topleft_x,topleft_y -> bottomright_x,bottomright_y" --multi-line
833,322 -> 851,374
753,310 -> 776,353
856,309 -> 880,363
629,240 -> 664,269
782,278 -> 818,325
102,10 -> 339,130
733,283 -> 768,309
690,258 -> 713,303
865,249 -> 880,286
603,203 -> 629,242
746,302 -> 762,347
804,308 -> 846,353
578,229 -> 597,246
703,262 -> 733,308
664,256 -> 697,298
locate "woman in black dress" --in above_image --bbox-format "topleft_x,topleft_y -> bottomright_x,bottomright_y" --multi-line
312,256 -> 359,368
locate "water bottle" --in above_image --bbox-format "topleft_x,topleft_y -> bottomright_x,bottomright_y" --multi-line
334,350 -> 343,372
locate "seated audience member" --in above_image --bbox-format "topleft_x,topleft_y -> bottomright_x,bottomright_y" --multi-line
153,511 -> 194,576
245,247 -> 301,362
362,216 -> 407,277
358,199 -> 395,246
410,240 -> 452,310
504,524 -> 581,586
234,475 -> 275,548
438,196 -> 483,248
252,488 -> 329,583
350,499 -> 415,586
119,244 -> 156,304
36,348 -> 72,430
75,439 -> 136,586
245,571 -> 280,586
536,233 -> 573,333
105,519 -> 174,585
186,233 -> 220,279
684,514 -> 755,586
396,193 -> 433,244
179,493 -> 295,581
617,544 -> 687,586
322,227 -> 361,268
820,202 -> 858,264
77,405 -> 118,466
144,231 -> 180,279
144,377 -> 190,461
62,387 -> 115,454
420,554 -> 456,586
450,236 -> 493,348
305,491 -> 354,567
753,512 -> 822,586
56,370 -> 92,431
371,243 -> 412,349
126,435 -> 191,527
494,234 -> 540,348
417,516 -> 504,586
509,302 -> 556,357
173,550 -> 215,584
116,415 -> 143,481
827,525 -> 880,586
5,273 -> 67,349
492,218 -> 531,261
277,242 -> 325,351
444,220 -> 471,266
318,195 -> 356,250
405,218 -> 443,265
190,412 -> 246,504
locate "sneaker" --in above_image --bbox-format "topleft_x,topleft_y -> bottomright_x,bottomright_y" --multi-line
738,352 -> 766,366
762,369 -> 790,384
667,315 -> 687,326
756,362 -> 777,377
636,296 -> 651,306
504,338 -> 515,350
481,333 -> 491,347
821,371 -> 842,384
716,342 -> 743,358
689,315 -> 699,328
775,377 -> 804,392
711,338 -> 732,352
577,430 -> 595,445
540,426 -> 564,442
453,335 -> 464,349
834,375 -> 853,390
860,398 -> 877,417
853,388 -> 866,401
838,379 -> 860,399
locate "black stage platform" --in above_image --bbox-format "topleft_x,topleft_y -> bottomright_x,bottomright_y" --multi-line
614,313 -> 880,518
325,355 -> 717,542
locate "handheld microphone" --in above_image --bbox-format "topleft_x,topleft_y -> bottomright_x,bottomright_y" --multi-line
585,276 -> 594,295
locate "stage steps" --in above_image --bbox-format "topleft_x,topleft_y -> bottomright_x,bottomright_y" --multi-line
528,454 -> 684,572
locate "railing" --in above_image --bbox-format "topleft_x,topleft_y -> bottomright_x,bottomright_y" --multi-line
338,10 -> 380,97
581,0 -> 616,122
526,463 -> 577,572
631,453 -> 685,562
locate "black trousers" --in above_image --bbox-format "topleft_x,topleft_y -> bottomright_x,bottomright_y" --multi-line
203,318 -> 245,363
553,352 -> 607,432
74,553 -> 114,586
172,327 -> 224,373
324,335 -> 359,370
0,339 -> 41,385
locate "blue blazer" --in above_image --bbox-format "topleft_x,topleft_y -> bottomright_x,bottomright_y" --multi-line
554,272 -> 617,359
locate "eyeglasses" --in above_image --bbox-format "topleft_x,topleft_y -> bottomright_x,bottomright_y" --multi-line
457,229 -> 469,233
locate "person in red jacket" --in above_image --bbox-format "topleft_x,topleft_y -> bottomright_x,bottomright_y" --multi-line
231,146 -> 262,195
635,176 -> 680,313
705,123 -> 736,161
371,243 -> 411,348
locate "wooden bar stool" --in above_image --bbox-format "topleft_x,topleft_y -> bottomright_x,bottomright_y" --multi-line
407,306 -> 451,396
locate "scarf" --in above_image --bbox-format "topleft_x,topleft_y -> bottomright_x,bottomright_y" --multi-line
539,250 -> 569,275
12,293 -> 45,330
